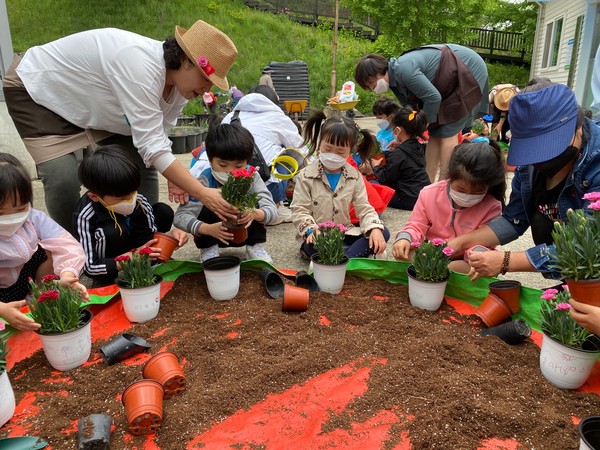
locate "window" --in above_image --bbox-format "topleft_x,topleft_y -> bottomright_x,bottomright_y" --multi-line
542,17 -> 563,68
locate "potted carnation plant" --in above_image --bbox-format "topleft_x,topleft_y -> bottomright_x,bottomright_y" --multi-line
538,288 -> 600,389
551,193 -> 600,306
220,166 -> 259,244
311,222 -> 349,294
0,322 -> 16,427
28,275 -> 92,371
116,247 -> 162,323
406,239 -> 453,311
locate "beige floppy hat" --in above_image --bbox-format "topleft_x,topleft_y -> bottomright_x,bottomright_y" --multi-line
493,86 -> 518,112
175,20 -> 238,91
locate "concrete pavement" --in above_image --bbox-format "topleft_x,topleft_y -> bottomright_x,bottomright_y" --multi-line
0,102 -> 555,290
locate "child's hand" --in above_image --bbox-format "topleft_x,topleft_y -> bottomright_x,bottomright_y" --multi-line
140,239 -> 162,261
0,300 -> 41,331
305,228 -> 318,245
237,211 -> 256,228
368,229 -> 386,255
392,239 -> 411,260
168,229 -> 189,247
204,222 -> 234,245
59,272 -> 90,302
386,140 -> 399,150
370,157 -> 384,168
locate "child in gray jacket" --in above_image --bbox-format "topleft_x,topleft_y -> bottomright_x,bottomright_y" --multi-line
174,123 -> 277,263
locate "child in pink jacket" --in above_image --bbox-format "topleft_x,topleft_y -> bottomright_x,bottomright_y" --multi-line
0,153 -> 88,331
392,140 -> 506,273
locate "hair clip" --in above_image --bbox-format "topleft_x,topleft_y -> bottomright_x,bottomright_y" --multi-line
471,137 -> 490,143
408,111 -> 416,121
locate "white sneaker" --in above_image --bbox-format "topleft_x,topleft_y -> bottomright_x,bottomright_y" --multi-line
246,243 -> 274,263
200,244 -> 220,262
370,250 -> 388,260
268,204 -> 293,226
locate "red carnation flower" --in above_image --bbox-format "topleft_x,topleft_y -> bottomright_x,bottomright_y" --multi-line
38,290 -> 59,303
138,247 -> 153,256
114,255 -> 131,262
42,274 -> 59,283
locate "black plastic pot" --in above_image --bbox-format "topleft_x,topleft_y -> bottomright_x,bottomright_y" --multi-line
579,416 -> 600,450
77,414 -> 112,450
259,268 -> 285,298
100,333 -> 151,366
480,319 -> 531,345
294,271 -> 319,292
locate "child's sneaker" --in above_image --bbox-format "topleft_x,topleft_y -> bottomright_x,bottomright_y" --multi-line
246,243 -> 273,263
200,244 -> 220,262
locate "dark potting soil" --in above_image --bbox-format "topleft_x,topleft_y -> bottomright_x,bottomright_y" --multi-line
4,272 -> 600,449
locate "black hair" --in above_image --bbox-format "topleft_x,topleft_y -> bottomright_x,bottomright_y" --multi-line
526,76 -> 552,87
205,123 -> 255,162
0,152 -> 32,207
390,105 -> 427,140
447,141 -> 507,208
248,85 -> 279,106
78,145 -> 141,197
303,109 -> 377,162
163,36 -> 187,70
372,97 -> 400,116
355,54 -> 388,90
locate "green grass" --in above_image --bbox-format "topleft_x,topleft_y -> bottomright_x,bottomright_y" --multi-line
6,0 -> 529,112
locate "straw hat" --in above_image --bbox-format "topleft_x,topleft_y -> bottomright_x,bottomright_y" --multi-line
493,86 -> 517,111
175,20 -> 238,91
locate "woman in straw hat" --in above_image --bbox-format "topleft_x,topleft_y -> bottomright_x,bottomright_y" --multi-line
355,44 -> 489,183
488,83 -> 518,142
3,20 -> 239,234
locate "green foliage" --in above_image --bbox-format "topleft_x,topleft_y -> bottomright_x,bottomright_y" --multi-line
486,62 -> 530,88
220,167 -> 259,212
28,276 -> 85,334
551,204 -> 600,281
313,222 -> 348,265
411,239 -> 452,282
540,289 -> 591,349
116,248 -> 158,289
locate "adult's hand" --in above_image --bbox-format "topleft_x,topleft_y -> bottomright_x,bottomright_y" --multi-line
0,300 -> 41,331
569,299 -> 600,335
467,251 -> 504,280
168,181 -> 189,205
200,187 -> 238,221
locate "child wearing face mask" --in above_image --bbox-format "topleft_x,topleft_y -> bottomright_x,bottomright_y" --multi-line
291,111 -> 390,260
371,106 -> 430,210
74,145 -> 188,288
0,153 -> 88,331
392,140 -> 506,272
372,97 -> 401,152
173,122 -> 277,263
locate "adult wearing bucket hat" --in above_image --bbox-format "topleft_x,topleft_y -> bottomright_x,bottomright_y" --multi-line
447,83 -> 600,280
3,20 -> 239,234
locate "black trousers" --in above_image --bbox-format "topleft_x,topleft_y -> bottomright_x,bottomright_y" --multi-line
193,206 -> 266,249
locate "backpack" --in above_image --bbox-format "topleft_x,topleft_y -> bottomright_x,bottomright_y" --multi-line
230,110 -> 271,182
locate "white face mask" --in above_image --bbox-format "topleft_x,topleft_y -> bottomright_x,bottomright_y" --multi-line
211,170 -> 231,185
376,119 -> 390,130
449,188 -> 486,208
373,78 -> 389,94
319,152 -> 347,172
105,193 -> 138,216
0,207 -> 30,237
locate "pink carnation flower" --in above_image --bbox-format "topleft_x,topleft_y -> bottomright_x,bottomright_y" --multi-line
583,192 -> 600,201
337,224 -> 348,232
589,200 -> 600,211
431,238 -> 444,246
541,288 -> 558,300
555,302 -> 571,311
0,321 -> 5,332
442,246 -> 453,256
410,241 -> 421,248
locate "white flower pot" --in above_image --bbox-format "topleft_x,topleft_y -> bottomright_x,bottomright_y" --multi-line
202,256 -> 241,301
311,255 -> 348,295
407,266 -> 448,311
37,309 -> 93,371
0,371 -> 15,428
539,332 -> 600,390
118,276 -> 162,323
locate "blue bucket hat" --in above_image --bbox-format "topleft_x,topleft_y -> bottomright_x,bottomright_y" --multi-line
507,84 -> 579,166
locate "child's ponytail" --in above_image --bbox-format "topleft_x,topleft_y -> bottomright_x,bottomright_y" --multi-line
355,128 -> 377,163
302,109 -> 327,157
390,106 -> 428,140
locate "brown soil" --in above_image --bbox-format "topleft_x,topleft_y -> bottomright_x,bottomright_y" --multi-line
3,272 -> 600,449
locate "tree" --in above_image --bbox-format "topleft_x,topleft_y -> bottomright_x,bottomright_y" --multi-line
342,0 -> 486,55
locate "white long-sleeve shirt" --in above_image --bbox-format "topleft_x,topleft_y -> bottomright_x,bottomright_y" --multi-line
17,28 -> 187,173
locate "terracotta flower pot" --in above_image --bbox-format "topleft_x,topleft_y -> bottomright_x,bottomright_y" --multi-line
566,278 -> 600,307
475,293 -> 512,327
142,351 -> 187,399
488,280 -> 522,314
153,232 -> 178,263
122,379 -> 164,436
282,285 -> 309,312
226,225 -> 248,244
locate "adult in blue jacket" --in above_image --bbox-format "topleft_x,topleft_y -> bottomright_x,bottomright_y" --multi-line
447,83 -> 600,281
355,44 -> 489,182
